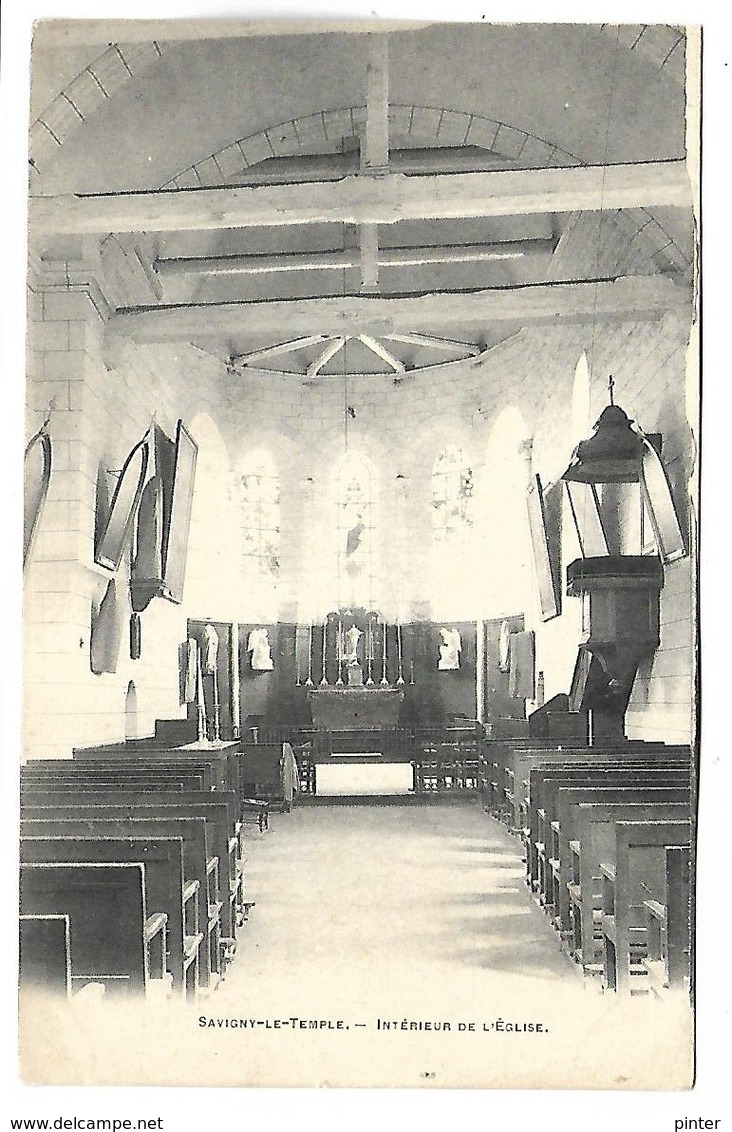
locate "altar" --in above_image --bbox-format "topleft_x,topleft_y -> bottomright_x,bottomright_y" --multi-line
307,687 -> 404,730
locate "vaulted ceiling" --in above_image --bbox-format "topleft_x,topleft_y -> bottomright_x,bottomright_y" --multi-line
29,21 -> 696,380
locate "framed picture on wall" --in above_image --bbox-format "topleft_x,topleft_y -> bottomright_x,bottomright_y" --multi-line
94,432 -> 150,571
526,473 -> 561,622
161,420 -> 198,603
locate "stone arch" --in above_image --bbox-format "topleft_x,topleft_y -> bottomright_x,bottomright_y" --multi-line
124,680 -> 138,741
30,41 -> 165,178
480,406 -> 534,620
599,24 -> 686,85
162,104 -> 583,190
570,351 -> 592,450
185,412 -> 241,620
162,102 -> 689,272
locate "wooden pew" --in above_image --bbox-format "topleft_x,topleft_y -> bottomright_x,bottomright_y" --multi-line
552,786 -> 691,937
531,758 -> 692,840
527,764 -> 692,897
20,788 -> 242,941
486,740 -> 690,830
21,766 -> 209,792
517,745 -> 691,835
72,742 -> 235,794
21,835 -> 198,999
20,862 -> 156,997
569,803 -> 690,973
21,814 -> 216,988
482,737 -> 556,820
20,797 -> 229,984
483,738 -> 603,822
641,845 -> 692,996
510,745 -> 689,841
601,819 -> 692,993
19,914 -> 71,998
72,753 -> 226,791
70,746 -> 267,831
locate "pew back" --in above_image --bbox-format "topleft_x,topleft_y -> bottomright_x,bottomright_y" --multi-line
19,914 -> 71,998
20,814 -> 215,987
605,819 -> 692,992
20,862 -> 149,996
20,835 -> 195,997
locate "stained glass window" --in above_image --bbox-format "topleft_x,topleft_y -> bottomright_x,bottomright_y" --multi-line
432,446 -> 474,542
240,453 -> 280,576
336,453 -> 375,606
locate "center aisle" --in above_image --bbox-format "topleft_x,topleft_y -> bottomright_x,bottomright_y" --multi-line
220,799 -> 576,1017
30,799 -> 691,1089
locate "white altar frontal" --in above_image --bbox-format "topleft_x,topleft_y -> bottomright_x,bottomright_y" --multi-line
315,761 -> 413,796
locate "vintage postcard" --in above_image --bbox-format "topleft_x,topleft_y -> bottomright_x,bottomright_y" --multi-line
7,7 -> 727,1113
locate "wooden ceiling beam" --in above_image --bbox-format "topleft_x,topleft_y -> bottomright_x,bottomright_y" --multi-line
359,224 -> 380,291
153,238 -> 556,277
32,161 -> 691,236
357,335 -> 406,373
209,147 -> 515,185
363,35 -> 390,171
107,275 -> 689,343
358,35 -> 389,291
305,336 -> 347,379
232,334 -> 329,365
384,332 -> 481,355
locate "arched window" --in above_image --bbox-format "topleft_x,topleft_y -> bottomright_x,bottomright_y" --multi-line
481,409 -> 533,619
336,453 -> 375,607
240,451 -> 281,577
124,681 -> 138,742
570,351 -> 591,448
430,444 -> 476,618
431,445 -> 474,542
187,412 -> 243,619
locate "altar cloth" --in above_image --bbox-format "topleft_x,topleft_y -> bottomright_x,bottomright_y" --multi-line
315,762 -> 413,796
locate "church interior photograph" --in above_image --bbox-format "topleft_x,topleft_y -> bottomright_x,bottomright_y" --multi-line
19,19 -> 700,1089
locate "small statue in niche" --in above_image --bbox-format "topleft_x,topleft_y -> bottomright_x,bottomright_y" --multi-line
438,627 -> 462,671
248,627 -> 274,671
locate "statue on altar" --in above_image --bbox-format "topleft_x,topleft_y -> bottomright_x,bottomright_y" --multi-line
344,623 -> 362,665
343,623 -> 364,685
248,627 -> 274,671
438,627 -> 461,670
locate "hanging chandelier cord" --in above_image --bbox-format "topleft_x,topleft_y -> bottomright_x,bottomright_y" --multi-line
343,221 -> 349,454
588,25 -> 622,400
574,27 -> 622,539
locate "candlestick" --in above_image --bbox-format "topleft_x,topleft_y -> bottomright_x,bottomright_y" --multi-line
212,663 -> 221,742
409,658 -> 415,685
320,618 -> 328,685
366,618 -> 374,686
336,616 -> 344,685
305,622 -> 314,686
231,623 -> 241,737
380,618 -> 388,686
295,625 -> 301,686
196,641 -> 206,742
396,623 -> 404,685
